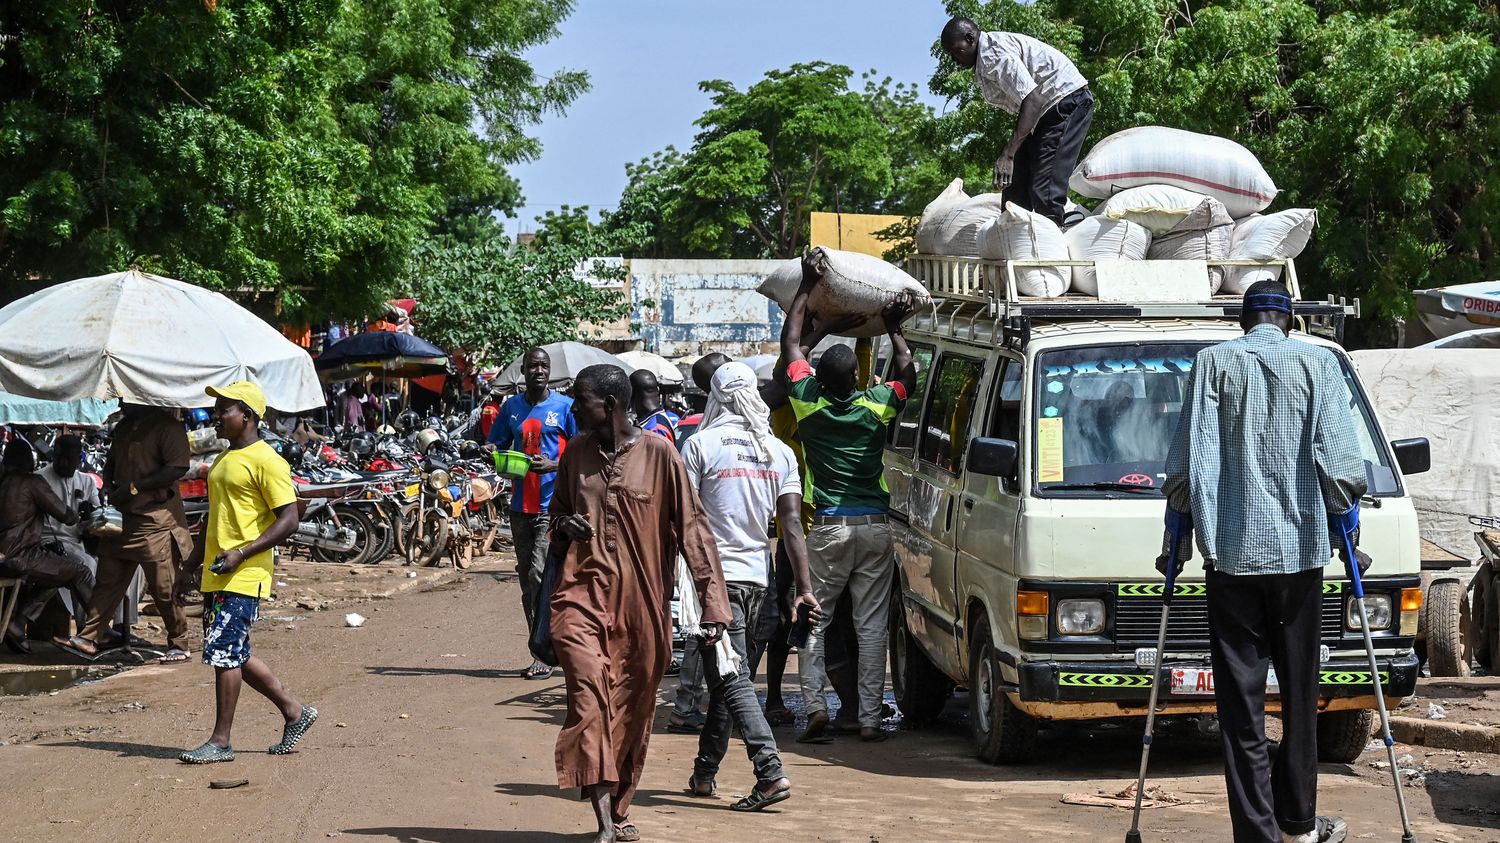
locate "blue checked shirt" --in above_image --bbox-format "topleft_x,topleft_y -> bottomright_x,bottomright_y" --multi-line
1163,325 -> 1368,575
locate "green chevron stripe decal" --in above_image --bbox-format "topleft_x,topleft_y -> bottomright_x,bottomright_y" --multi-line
1320,670 -> 1389,686
1058,672 -> 1153,688
1116,583 -> 1207,597
1322,581 -> 1345,594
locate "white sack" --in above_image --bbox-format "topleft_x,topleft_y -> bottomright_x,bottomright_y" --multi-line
1064,217 -> 1152,296
916,178 -> 1008,256
976,203 -> 1071,297
757,247 -> 931,338
1070,126 -> 1278,218
1143,197 -> 1234,293
1095,185 -> 1226,236
1221,209 -> 1318,294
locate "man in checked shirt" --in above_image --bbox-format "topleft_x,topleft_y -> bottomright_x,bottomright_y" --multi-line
1162,280 -> 1369,843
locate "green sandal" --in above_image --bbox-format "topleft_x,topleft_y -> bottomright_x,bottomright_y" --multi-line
269,705 -> 318,755
179,742 -> 235,764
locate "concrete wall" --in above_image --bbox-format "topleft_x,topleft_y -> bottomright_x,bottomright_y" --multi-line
625,259 -> 786,360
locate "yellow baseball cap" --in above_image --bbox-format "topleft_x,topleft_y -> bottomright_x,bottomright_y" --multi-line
205,380 -> 267,418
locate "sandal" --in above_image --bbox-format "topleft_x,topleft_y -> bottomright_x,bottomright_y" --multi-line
731,780 -> 792,812
159,648 -> 190,664
613,821 -> 640,842
686,773 -> 717,798
179,741 -> 236,764
523,660 -> 554,680
796,709 -> 833,744
53,635 -> 99,661
764,707 -> 793,727
269,705 -> 318,755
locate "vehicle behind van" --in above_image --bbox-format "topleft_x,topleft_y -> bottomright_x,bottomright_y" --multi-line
886,257 -> 1429,764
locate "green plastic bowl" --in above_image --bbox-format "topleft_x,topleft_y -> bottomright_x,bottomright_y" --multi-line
493,449 -> 533,479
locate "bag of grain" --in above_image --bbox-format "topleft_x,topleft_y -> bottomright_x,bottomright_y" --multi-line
1096,185 -> 1226,236
1144,196 -> 1234,293
757,247 -> 931,338
976,203 -> 1071,297
1069,126 -> 1278,218
1064,217 -> 1152,296
916,178 -> 1008,256
1221,209 -> 1318,294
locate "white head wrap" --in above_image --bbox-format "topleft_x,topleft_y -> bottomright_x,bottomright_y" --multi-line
699,361 -> 774,462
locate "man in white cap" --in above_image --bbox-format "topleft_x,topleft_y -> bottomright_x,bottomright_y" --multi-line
681,362 -> 821,811
179,380 -> 317,764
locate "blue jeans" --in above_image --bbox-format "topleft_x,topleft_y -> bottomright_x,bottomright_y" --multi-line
694,582 -> 784,784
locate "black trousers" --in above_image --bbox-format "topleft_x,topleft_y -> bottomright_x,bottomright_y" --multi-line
1206,567 -> 1323,841
1003,87 -> 1094,226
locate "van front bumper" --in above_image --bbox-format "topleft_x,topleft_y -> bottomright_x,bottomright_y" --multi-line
1016,653 -> 1419,704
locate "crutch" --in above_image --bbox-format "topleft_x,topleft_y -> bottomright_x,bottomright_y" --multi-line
1125,508 -> 1191,843
1337,507 -> 1417,843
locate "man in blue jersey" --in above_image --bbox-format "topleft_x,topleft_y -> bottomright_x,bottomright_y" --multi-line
630,369 -> 679,444
489,347 -> 577,680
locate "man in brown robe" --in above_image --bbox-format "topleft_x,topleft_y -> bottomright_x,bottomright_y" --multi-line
549,364 -> 730,843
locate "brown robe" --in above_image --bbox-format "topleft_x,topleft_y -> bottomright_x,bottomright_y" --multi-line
549,430 -> 730,816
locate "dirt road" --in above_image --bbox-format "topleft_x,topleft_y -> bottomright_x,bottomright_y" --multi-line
2,567 -> 1497,843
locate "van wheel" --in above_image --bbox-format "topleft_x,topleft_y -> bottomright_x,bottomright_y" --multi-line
1424,580 -> 1471,677
889,598 -> 954,724
1317,709 -> 1375,764
968,620 -> 1037,764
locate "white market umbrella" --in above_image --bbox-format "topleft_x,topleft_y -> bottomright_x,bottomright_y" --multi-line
0,270 -> 324,412
618,350 -> 684,385
496,341 -> 631,389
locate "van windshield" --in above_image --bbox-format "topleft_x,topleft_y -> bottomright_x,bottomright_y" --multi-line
1032,342 -> 1397,496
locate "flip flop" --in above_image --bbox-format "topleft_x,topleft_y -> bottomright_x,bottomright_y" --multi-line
797,709 -> 833,744
613,822 -> 640,842
269,706 -> 318,755
159,648 -> 190,664
53,636 -> 99,661
731,782 -> 792,812
523,661 -> 554,680
764,707 -> 794,726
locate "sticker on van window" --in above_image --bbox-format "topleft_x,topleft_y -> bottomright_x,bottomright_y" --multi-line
1038,417 -> 1065,482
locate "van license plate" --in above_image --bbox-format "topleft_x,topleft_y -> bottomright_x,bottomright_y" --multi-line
1170,668 -> 1279,695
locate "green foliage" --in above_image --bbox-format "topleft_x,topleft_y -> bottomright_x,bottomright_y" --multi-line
0,0 -> 585,319
401,216 -> 628,366
935,0 -> 1500,341
606,63 -> 947,259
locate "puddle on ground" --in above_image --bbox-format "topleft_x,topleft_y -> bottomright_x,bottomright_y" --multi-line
0,666 -> 118,696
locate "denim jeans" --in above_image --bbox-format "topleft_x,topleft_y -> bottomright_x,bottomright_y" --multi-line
510,513 -> 550,636
694,582 -> 784,785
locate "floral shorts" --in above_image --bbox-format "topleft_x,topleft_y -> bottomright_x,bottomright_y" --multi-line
202,592 -> 259,669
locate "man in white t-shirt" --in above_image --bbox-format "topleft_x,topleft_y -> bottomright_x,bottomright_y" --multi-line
680,362 -> 820,812
37,435 -> 137,632
941,16 -> 1094,226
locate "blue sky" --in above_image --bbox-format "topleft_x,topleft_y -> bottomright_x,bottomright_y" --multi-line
506,0 -> 957,235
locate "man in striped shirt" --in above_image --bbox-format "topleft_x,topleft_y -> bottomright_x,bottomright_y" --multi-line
1163,280 -> 1368,843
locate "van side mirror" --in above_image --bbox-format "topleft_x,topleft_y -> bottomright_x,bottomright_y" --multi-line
968,437 -> 1018,479
1390,438 -> 1430,476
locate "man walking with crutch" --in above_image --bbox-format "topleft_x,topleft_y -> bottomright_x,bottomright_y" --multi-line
1160,280 -> 1368,843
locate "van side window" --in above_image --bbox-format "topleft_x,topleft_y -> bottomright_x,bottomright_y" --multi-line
987,358 -> 1024,443
918,354 -> 985,474
888,343 -> 936,452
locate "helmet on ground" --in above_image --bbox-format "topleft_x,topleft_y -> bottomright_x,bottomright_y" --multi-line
348,431 -> 377,458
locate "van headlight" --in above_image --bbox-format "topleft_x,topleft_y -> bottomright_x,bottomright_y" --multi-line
1056,598 -> 1107,636
1346,595 -> 1392,631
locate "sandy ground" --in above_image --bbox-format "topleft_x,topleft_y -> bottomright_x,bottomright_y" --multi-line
2,560 -> 1498,843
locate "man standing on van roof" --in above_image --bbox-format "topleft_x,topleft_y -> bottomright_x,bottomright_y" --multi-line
940,16 -> 1093,226
780,257 -> 916,742
1163,280 -> 1368,843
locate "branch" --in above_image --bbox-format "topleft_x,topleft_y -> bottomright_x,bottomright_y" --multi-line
163,72 -> 208,110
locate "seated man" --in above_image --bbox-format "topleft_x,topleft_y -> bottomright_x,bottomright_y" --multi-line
1,440 -> 94,655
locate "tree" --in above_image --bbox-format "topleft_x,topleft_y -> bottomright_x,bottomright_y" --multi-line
401,216 -> 628,366
0,0 -> 586,319
605,63 -> 947,260
932,0 -> 1500,340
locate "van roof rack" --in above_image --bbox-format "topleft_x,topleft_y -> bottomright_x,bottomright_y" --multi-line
903,255 -> 1359,346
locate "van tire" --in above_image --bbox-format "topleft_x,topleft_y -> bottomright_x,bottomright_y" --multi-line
1423,579 -> 1471,677
1317,709 -> 1375,764
889,598 -> 954,724
968,620 -> 1037,764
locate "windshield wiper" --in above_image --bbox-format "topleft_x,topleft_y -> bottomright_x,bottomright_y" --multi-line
1041,482 -> 1161,494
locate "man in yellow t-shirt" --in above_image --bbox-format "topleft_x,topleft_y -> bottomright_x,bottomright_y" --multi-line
179,380 -> 317,765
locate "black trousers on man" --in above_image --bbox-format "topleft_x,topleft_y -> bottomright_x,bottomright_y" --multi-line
1003,87 -> 1094,227
1206,566 -> 1323,842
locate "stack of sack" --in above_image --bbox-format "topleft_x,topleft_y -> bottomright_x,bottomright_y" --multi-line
1072,126 -> 1316,295
757,246 -> 932,337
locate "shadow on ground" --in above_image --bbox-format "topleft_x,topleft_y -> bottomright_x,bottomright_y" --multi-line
45,739 -> 184,760
1425,770 -> 1500,830
343,828 -> 578,843
367,665 -> 511,680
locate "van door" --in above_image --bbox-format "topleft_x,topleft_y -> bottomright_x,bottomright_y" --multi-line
884,342 -> 936,520
906,349 -> 990,675
955,355 -> 1025,672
